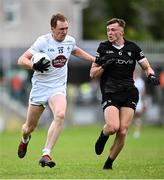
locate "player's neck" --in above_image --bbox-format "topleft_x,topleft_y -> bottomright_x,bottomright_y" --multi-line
112,38 -> 124,47
51,33 -> 63,42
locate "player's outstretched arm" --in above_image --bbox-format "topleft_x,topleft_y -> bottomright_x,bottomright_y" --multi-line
72,47 -> 95,63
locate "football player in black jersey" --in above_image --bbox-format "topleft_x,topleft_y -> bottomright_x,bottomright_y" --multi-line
90,18 -> 160,170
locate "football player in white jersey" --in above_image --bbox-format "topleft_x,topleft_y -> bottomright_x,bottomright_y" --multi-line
17,13 -> 95,168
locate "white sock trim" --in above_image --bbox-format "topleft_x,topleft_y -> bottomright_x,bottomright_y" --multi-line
22,137 -> 30,144
42,148 -> 51,156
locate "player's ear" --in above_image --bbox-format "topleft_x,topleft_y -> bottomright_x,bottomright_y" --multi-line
119,26 -> 124,35
121,28 -> 124,36
122,30 -> 124,35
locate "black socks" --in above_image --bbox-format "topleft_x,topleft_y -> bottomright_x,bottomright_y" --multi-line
103,157 -> 114,170
100,130 -> 109,140
95,130 -> 109,155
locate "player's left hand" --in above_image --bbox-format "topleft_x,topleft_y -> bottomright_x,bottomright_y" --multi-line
101,59 -> 115,69
147,74 -> 160,86
95,55 -> 115,67
95,56 -> 106,66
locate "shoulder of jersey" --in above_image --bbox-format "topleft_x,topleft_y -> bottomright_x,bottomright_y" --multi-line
42,33 -> 52,41
125,39 -> 138,47
37,34 -> 75,44
35,33 -> 50,44
101,40 -> 110,45
64,35 -> 75,43
99,40 -> 112,47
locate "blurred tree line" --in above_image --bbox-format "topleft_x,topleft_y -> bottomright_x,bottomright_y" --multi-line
83,0 -> 164,41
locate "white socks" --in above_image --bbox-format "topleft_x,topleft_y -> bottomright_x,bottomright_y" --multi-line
42,148 -> 51,156
22,136 -> 30,144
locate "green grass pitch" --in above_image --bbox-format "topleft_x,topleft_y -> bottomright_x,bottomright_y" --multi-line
0,124 -> 164,179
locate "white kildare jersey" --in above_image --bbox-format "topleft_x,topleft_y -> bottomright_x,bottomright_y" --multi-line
28,33 -> 77,88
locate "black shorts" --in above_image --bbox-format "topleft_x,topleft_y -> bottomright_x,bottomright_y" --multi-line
101,87 -> 139,111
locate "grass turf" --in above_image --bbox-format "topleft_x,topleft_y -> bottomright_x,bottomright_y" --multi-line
0,124 -> 164,179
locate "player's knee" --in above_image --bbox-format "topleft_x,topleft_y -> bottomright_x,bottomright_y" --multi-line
55,110 -> 65,120
118,127 -> 128,138
22,123 -> 36,134
54,111 -> 65,128
105,124 -> 119,134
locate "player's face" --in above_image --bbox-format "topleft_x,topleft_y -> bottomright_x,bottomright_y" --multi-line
51,20 -> 68,42
107,23 -> 124,44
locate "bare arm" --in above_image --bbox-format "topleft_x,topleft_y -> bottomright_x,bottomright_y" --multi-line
139,58 -> 155,77
72,47 -> 95,63
18,51 -> 33,69
90,62 -> 104,79
139,58 -> 160,86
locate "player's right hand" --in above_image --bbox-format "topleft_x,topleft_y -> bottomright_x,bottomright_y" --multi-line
33,57 -> 50,73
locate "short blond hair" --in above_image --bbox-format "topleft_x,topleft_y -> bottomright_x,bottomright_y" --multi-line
106,18 -> 126,29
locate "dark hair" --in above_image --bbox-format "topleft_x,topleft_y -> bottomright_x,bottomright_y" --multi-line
106,18 -> 126,28
50,13 -> 67,28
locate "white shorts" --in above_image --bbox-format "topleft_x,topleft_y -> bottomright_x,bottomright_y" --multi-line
29,84 -> 66,107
